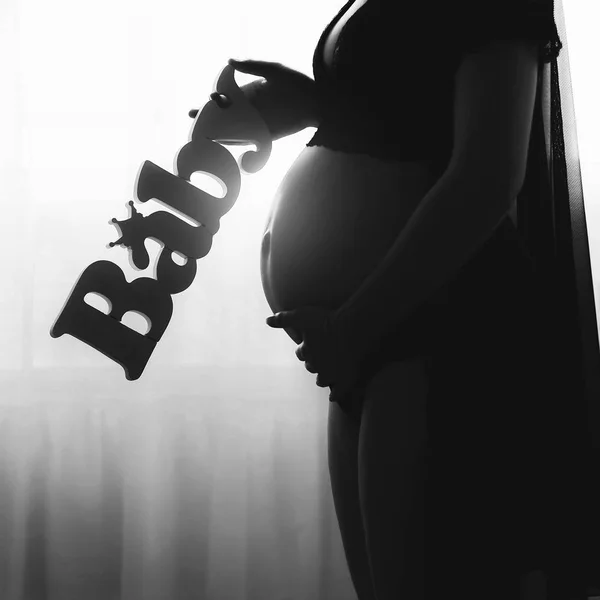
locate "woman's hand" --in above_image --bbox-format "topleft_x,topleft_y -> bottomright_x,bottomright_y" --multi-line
266,306 -> 362,404
190,59 -> 320,139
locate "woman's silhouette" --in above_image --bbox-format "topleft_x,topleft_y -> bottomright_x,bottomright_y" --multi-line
191,1 -> 595,598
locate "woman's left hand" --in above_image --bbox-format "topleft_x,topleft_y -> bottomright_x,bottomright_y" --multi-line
266,306 -> 362,403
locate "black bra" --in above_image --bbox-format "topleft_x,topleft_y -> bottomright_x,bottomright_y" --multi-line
305,0 -> 561,168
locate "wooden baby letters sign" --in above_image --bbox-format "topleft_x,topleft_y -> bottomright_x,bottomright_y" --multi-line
49,64 -> 272,380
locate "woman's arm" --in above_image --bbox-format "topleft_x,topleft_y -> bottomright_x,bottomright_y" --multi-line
333,38 -> 539,355
333,167 -> 513,356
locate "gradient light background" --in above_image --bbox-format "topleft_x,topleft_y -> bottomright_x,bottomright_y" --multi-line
0,0 -> 597,598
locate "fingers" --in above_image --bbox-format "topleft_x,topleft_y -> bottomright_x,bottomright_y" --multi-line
210,92 -> 232,108
228,58 -> 256,73
189,91 -> 230,118
295,345 -> 319,376
286,327 -> 303,344
228,58 -> 277,76
189,58 -> 274,119
316,373 -> 333,388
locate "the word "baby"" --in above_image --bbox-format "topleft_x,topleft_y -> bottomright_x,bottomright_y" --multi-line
50,65 -> 272,380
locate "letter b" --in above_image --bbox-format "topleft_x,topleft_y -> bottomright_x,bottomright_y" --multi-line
50,261 -> 173,380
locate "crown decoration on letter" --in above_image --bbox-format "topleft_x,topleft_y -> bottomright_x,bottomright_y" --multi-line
50,63 -> 274,381
109,201 -> 144,249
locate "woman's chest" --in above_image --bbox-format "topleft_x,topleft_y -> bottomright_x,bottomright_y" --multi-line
322,0 -> 370,73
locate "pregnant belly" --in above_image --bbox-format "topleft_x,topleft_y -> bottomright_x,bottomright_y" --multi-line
260,145 -> 441,319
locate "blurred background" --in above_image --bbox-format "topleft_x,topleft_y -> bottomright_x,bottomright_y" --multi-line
0,0 -> 598,598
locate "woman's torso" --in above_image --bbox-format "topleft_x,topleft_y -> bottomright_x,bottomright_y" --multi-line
260,0 -> 516,322
260,147 -> 440,315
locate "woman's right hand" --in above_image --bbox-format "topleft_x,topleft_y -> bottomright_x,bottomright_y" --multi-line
189,59 -> 320,140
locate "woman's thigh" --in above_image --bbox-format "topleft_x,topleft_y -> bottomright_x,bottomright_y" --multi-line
358,358 -> 429,500
327,399 -> 378,600
358,358 -> 429,600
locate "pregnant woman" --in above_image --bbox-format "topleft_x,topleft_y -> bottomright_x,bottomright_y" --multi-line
192,1 -> 571,598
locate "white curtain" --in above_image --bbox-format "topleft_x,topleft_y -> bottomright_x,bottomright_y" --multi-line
0,0 -> 598,599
